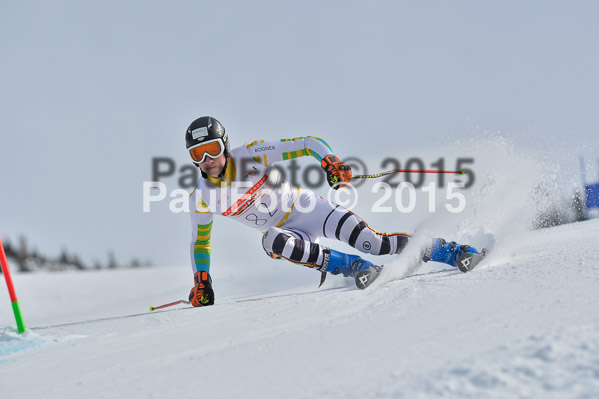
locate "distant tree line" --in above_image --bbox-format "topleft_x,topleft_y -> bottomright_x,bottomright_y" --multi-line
0,236 -> 152,273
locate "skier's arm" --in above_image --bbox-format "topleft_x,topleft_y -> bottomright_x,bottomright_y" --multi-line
189,194 -> 213,274
245,136 -> 334,166
245,136 -> 352,188
188,191 -> 215,307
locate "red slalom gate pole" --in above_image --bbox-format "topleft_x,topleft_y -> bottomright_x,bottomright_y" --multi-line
0,236 -> 26,333
149,300 -> 190,312
353,169 -> 465,180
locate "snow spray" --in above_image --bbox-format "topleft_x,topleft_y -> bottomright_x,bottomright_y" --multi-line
0,236 -> 26,333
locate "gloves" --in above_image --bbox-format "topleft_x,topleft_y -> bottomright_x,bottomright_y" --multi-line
321,154 -> 352,189
188,271 -> 215,307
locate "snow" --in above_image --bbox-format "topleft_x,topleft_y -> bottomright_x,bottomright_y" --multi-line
2,136 -> 599,398
2,217 -> 599,399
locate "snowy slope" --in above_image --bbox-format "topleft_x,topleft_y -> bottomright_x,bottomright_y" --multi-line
2,218 -> 599,399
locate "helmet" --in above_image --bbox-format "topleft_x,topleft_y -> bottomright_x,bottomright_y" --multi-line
185,116 -> 230,162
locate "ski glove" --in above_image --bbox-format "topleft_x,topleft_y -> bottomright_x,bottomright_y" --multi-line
321,155 -> 352,190
188,271 -> 215,307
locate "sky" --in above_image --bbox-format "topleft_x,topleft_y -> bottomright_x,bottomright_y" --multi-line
1,0 -> 598,272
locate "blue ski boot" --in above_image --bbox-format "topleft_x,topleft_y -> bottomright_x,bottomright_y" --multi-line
319,248 -> 383,289
422,238 -> 486,272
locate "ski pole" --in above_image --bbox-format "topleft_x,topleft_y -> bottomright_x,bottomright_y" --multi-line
352,169 -> 465,180
149,300 -> 190,312
0,236 -> 26,333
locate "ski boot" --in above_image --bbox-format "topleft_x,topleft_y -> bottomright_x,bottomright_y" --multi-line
319,248 -> 383,289
422,238 -> 487,272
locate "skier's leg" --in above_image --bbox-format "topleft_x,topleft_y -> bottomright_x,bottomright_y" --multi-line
297,194 -> 483,269
320,201 -> 411,256
267,190 -> 483,280
283,191 -> 412,257
266,191 -> 397,279
262,227 -> 323,270
261,226 -> 378,279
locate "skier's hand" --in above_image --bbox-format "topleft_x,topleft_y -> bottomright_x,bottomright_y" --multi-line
188,271 -> 215,307
321,155 -> 352,190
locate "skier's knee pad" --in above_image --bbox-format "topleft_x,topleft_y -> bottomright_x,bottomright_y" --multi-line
353,228 -> 410,256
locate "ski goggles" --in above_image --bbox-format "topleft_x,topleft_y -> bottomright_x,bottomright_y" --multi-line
188,139 -> 225,163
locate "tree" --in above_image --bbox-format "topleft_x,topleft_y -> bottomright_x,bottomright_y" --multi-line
107,250 -> 118,269
59,248 -> 71,267
71,254 -> 86,270
16,235 -> 31,272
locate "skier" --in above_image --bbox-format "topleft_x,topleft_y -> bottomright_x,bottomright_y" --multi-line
186,116 -> 483,307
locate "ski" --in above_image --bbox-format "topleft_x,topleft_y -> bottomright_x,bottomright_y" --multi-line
354,248 -> 488,289
355,265 -> 383,290
457,249 -> 489,272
